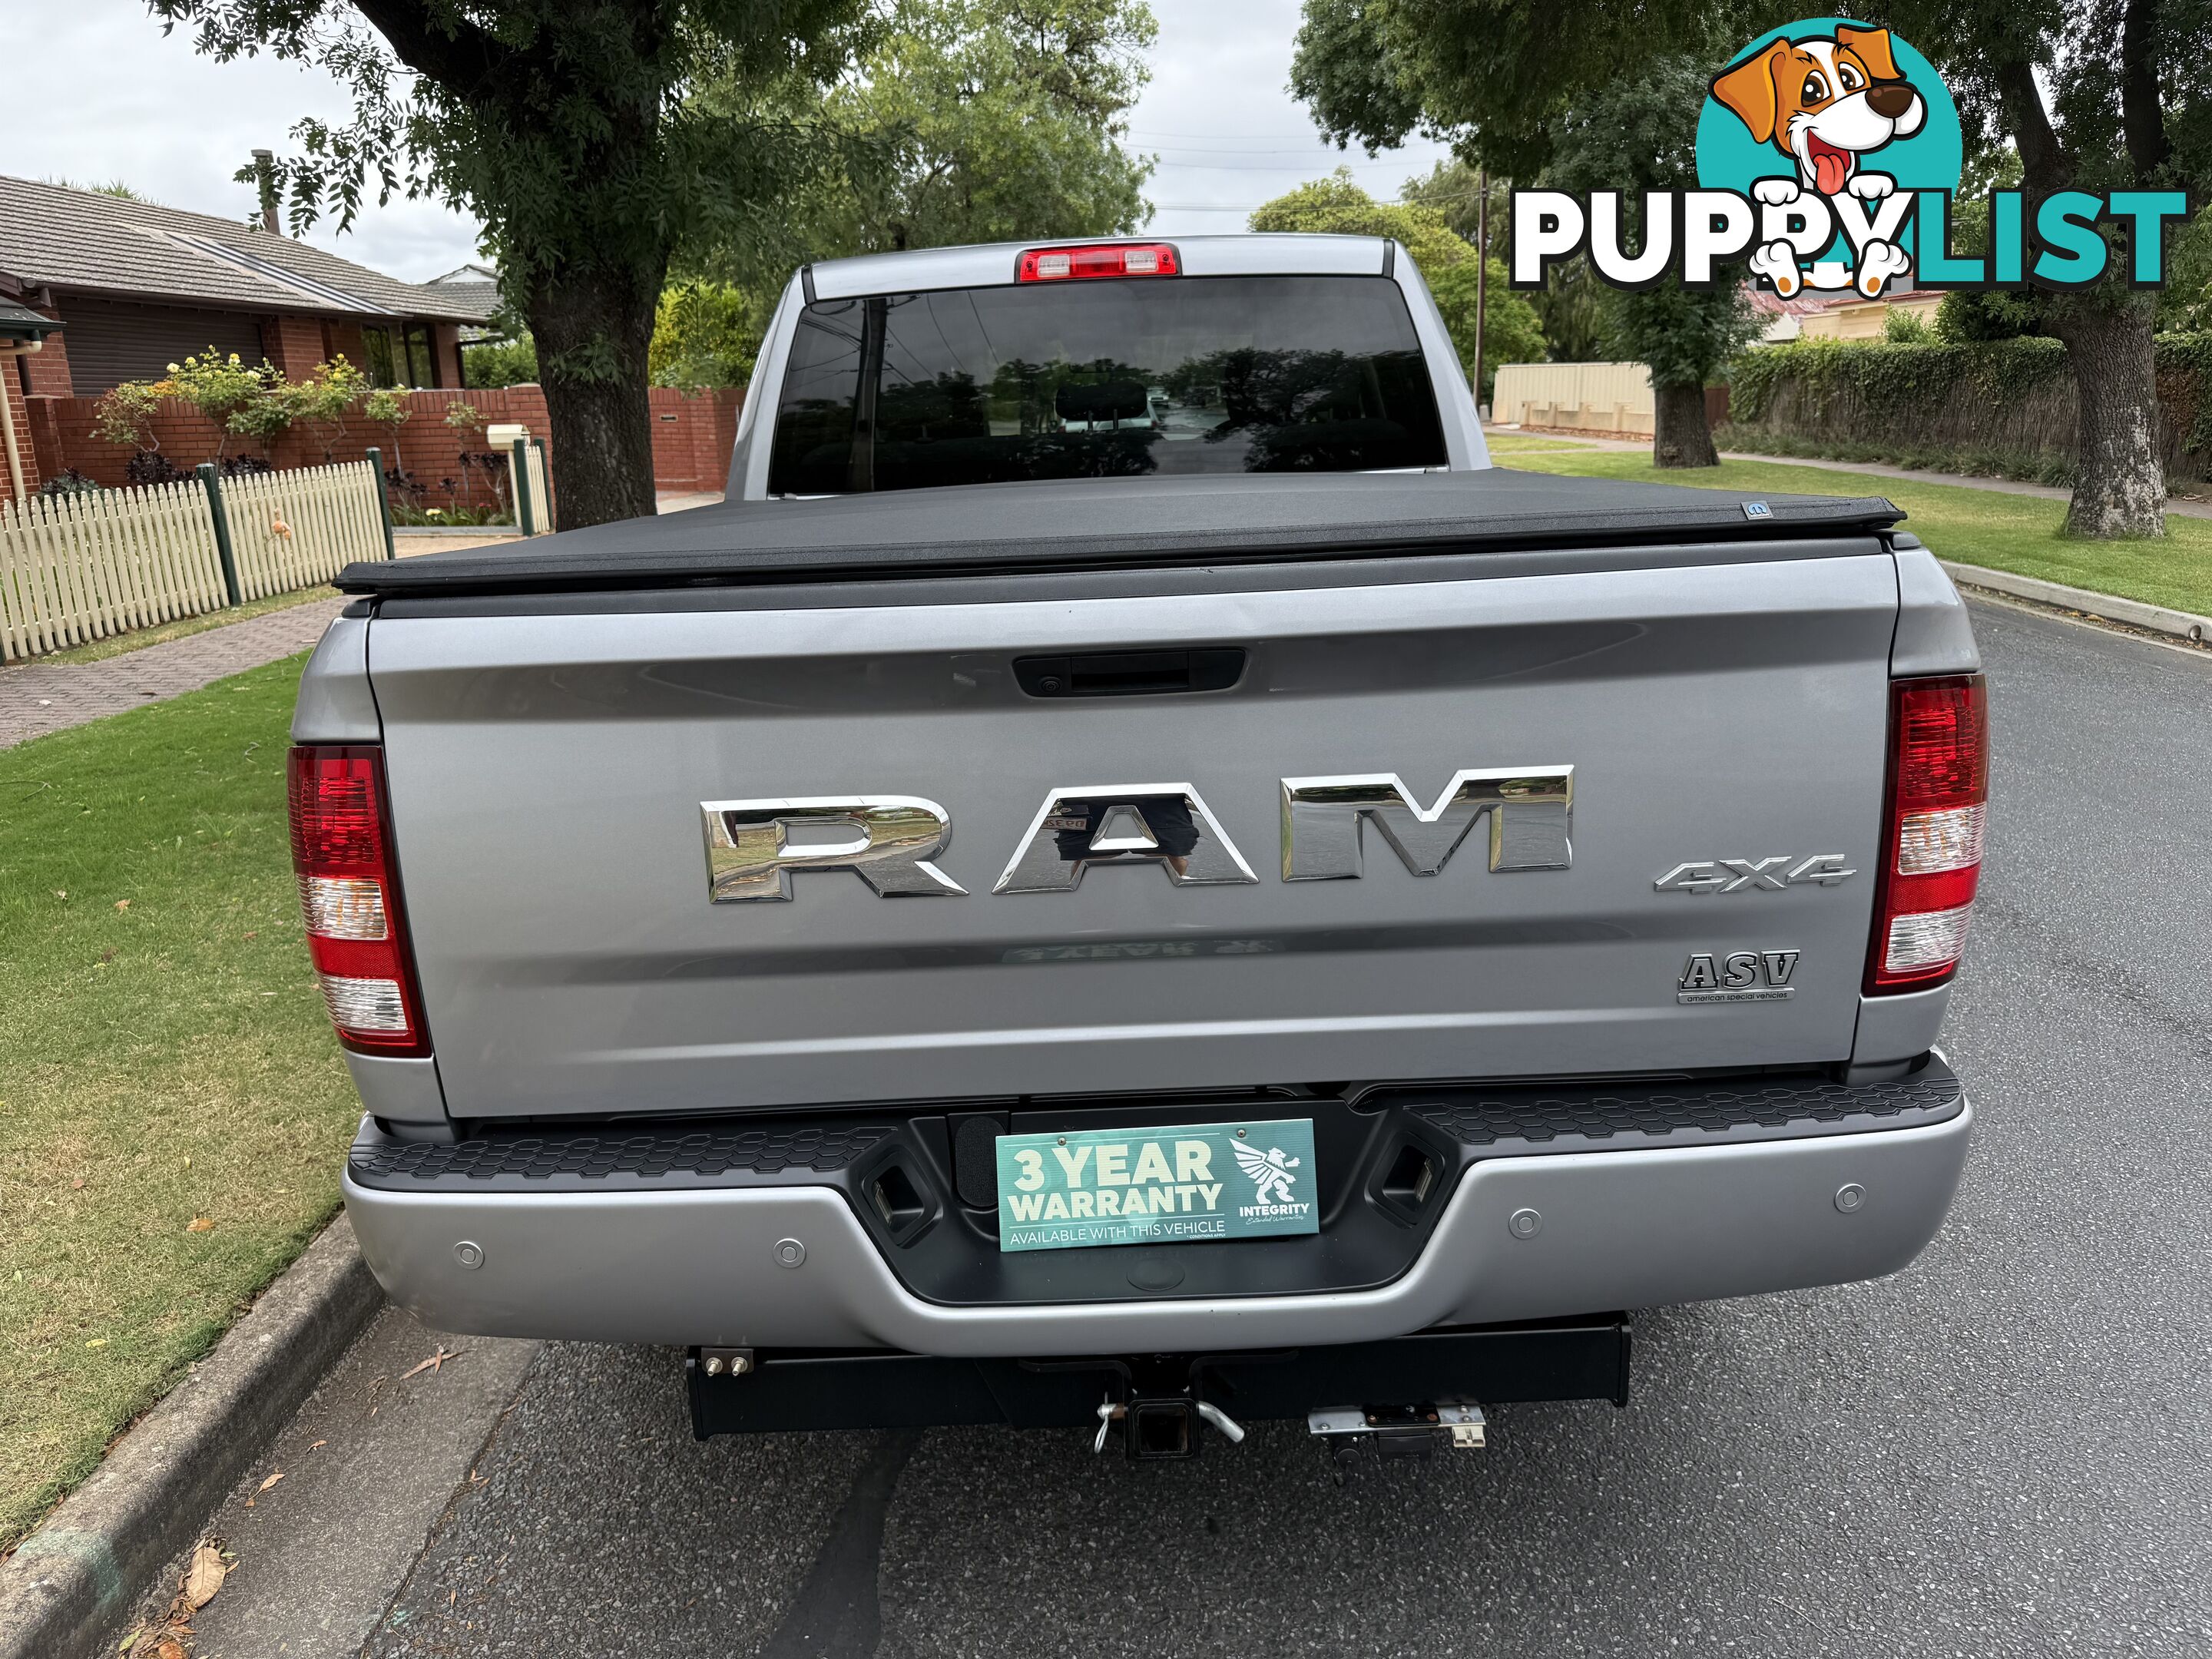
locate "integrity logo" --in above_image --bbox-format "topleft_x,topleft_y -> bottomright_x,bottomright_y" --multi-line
1511,16 -> 2187,300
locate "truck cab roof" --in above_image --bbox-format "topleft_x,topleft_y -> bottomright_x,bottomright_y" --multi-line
804,233 -> 1395,300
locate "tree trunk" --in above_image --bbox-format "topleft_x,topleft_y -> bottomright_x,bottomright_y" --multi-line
2048,293 -> 2167,538
1651,379 -> 1718,468
524,260 -> 664,530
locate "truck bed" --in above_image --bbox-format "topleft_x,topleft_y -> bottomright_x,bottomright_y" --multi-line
336,470 -> 1902,595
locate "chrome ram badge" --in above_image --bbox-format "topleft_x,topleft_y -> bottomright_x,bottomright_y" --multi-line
1280,768 -> 1574,880
702,768 -> 1574,899
702,797 -> 966,901
995,784 -> 1257,893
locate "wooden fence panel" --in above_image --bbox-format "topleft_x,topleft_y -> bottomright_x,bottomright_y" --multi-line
220,459 -> 387,601
1,478 -> 217,661
0,457 -> 379,661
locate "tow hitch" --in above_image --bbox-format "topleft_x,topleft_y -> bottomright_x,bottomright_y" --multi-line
1093,1394 -> 1247,1459
1306,1402 -> 1487,1470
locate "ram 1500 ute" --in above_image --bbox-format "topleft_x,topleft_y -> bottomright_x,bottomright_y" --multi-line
299,236 -> 1981,1461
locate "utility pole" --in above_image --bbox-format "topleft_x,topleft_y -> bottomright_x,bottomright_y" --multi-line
1472,167 -> 1488,424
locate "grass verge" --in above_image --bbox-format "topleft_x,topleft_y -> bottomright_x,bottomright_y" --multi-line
15,587 -> 339,669
0,654 -> 357,1550
1492,447 -> 2212,619
1479,432 -> 1604,454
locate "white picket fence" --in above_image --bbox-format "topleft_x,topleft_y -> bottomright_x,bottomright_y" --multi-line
0,456 -> 391,662
217,460 -> 391,601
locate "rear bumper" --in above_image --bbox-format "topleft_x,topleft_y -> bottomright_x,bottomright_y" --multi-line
344,1095 -> 1971,1355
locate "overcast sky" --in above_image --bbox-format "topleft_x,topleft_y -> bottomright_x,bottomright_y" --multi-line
0,0 -> 1456,283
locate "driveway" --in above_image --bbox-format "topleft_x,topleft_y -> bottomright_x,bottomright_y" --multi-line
180,600 -> 2212,1659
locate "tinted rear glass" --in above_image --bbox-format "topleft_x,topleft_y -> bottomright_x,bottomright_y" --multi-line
767,274 -> 1447,495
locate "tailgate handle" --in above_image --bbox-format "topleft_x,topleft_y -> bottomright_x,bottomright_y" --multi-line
1015,647 -> 1245,698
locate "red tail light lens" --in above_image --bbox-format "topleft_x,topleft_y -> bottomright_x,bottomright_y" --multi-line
288,746 -> 430,1055
1866,675 -> 1989,993
1016,243 -> 1181,282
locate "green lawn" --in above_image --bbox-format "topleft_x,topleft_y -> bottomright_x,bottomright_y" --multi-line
1479,432 -> 1604,454
0,655 -> 357,1549
1492,447 -> 2212,619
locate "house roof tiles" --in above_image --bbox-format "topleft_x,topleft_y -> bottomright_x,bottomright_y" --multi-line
0,174 -> 497,324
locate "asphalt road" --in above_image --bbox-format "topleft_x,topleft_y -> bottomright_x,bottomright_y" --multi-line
181,600 -> 2212,1658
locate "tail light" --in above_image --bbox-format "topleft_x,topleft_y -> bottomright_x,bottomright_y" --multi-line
288,745 -> 431,1055
1016,243 -> 1181,282
1866,675 -> 1988,994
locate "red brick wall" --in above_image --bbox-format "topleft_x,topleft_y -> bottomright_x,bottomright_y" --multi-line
29,384 -> 740,509
3,363 -> 38,493
649,386 -> 743,492
264,314 -> 327,382
323,320 -> 370,371
20,326 -> 73,399
26,393 -> 66,488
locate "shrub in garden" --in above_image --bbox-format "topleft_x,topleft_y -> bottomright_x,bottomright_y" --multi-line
37,469 -> 101,497
283,356 -> 369,462
167,349 -> 288,459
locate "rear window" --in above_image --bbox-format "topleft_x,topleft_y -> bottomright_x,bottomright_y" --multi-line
767,274 -> 1447,495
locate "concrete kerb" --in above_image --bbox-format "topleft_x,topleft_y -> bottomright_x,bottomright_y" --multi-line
0,1215 -> 384,1659
1941,561 -> 2212,646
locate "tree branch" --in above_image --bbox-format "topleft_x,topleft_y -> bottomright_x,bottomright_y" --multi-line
2120,0 -> 2171,183
346,0 -> 513,99
1992,55 -> 2070,190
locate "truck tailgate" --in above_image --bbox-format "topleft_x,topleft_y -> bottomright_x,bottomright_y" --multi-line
366,548 -> 1898,1118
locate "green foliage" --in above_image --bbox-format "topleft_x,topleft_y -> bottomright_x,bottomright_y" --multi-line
153,0 -> 879,525
1403,158 -> 1603,363
1727,336 -> 2072,427
1292,0 -> 1753,179
41,175 -> 147,200
1426,260 -> 1546,398
442,399 -> 488,433
279,356 -> 369,459
1543,54 -> 1763,391
361,389 -> 409,430
1936,291 -> 2044,343
1711,423 -> 2081,489
687,0 -> 1156,271
649,280 -> 771,389
166,349 -> 277,440
1249,171 -> 1545,396
91,382 -> 165,453
1883,309 -> 1933,345
463,334 -> 539,388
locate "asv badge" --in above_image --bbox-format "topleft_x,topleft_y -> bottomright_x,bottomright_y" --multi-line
1679,949 -> 1800,1004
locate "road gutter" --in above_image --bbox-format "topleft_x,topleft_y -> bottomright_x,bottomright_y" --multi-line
0,1216 -> 384,1659
1940,561 -> 2212,647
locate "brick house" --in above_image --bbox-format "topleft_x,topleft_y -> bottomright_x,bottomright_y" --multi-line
0,176 -> 740,506
0,174 -> 498,406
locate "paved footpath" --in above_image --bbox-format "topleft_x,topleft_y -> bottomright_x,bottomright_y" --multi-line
0,596 -> 346,750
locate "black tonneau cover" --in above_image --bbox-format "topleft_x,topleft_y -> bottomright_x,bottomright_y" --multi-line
338,469 -> 1903,597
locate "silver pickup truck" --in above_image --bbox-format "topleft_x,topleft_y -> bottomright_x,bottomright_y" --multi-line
296,236 -> 1981,1460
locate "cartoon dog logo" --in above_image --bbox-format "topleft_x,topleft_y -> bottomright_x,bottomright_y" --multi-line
1710,25 -> 1926,297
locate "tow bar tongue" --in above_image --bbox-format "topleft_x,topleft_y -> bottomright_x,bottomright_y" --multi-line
1095,1396 -> 1247,1458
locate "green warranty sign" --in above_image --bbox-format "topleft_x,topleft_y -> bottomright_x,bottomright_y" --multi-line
995,1118 -> 1320,1253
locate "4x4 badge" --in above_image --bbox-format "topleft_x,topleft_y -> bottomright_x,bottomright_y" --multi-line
1654,855 -> 1854,894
